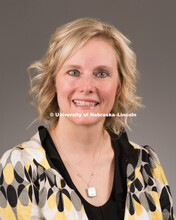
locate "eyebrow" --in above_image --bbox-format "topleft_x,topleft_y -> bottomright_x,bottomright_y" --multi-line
62,64 -> 81,70
61,64 -> 114,72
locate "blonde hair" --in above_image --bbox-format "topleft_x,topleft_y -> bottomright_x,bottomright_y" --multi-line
28,17 -> 142,135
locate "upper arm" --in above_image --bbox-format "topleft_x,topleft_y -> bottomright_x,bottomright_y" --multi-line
144,145 -> 175,219
0,147 -> 41,219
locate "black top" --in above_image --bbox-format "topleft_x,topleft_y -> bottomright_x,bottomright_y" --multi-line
38,126 -> 127,220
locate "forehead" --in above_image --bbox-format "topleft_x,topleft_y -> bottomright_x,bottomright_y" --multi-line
62,38 -> 118,69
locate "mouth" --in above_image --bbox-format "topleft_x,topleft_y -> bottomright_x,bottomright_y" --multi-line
72,100 -> 99,107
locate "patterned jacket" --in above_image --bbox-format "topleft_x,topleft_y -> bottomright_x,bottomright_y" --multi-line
0,131 -> 175,220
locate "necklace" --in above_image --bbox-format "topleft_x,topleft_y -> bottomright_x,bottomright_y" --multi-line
53,129 -> 104,198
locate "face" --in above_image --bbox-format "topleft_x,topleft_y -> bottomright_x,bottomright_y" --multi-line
55,38 -> 119,127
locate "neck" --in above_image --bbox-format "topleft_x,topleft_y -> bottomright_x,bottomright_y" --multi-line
49,117 -> 106,157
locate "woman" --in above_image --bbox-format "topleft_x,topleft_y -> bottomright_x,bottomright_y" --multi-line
0,18 -> 174,219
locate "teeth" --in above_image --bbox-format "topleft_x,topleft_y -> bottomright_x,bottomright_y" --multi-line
73,100 -> 98,106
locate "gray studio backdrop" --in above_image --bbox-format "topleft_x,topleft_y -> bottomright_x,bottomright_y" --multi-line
0,0 -> 175,207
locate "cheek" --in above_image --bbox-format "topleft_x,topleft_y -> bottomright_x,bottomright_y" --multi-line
56,78 -> 75,97
100,82 -> 118,101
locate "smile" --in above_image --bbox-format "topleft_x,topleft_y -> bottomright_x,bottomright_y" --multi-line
72,100 -> 99,107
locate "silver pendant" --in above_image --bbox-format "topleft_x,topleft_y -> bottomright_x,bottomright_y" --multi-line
87,186 -> 96,197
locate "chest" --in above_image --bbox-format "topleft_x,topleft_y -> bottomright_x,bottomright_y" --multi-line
65,154 -> 115,206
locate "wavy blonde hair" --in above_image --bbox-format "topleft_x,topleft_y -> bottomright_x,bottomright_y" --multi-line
28,17 -> 142,135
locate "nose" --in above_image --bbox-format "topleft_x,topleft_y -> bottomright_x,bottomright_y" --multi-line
78,74 -> 96,94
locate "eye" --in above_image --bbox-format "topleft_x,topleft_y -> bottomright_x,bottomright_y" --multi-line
67,69 -> 80,76
96,70 -> 109,78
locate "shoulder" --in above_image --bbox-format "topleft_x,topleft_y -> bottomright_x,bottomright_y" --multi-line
0,132 -> 51,172
109,129 -> 162,171
129,141 -> 162,168
109,129 -> 163,171
129,141 -> 166,181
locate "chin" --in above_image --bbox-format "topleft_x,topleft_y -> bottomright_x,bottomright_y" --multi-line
70,117 -> 104,127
